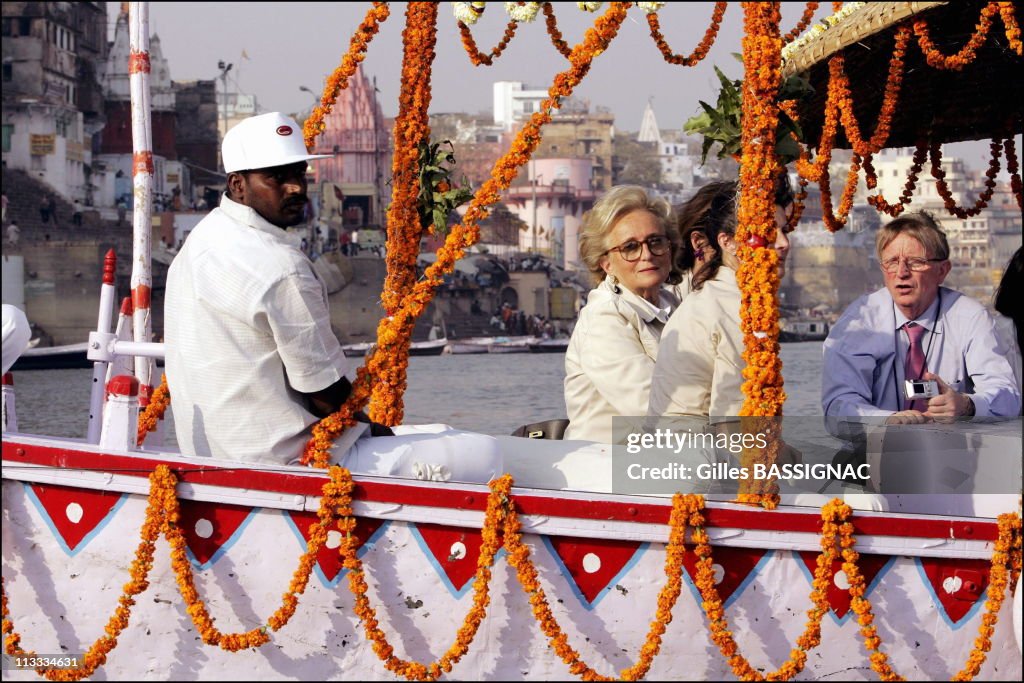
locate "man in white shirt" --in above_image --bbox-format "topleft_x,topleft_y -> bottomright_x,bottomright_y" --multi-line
165,113 -> 502,484
165,112 -> 364,464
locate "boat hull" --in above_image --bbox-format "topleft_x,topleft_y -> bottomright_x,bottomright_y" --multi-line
2,436 -> 1020,681
9,343 -> 91,371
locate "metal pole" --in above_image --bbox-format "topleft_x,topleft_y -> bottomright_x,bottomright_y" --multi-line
86,250 -> 118,444
531,161 -> 538,253
128,3 -> 154,406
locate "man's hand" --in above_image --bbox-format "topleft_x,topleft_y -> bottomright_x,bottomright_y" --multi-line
885,410 -> 929,425
922,371 -> 972,421
354,410 -> 395,437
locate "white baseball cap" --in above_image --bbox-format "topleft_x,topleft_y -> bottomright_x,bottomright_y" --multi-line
221,112 -> 332,173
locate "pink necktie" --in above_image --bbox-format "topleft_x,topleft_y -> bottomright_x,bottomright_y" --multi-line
903,322 -> 928,411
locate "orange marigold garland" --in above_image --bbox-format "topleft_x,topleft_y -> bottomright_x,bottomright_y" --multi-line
951,512 -> 1022,681
1005,136 -> 1023,209
458,14 -> 519,66
136,373 -> 170,446
1000,1 -> 1023,54
689,499 -> 844,681
834,24 -> 910,157
735,1 -> 785,507
647,1 -> 726,66
354,2 -> 629,432
930,138 -> 1003,219
865,141 -> 928,217
2,467 -> 165,681
503,488 -> 701,680
335,466 -> 506,681
302,2 -> 390,151
159,463 -> 333,651
913,2 -> 999,71
782,2 -> 819,45
370,2 -> 440,426
543,2 -> 573,58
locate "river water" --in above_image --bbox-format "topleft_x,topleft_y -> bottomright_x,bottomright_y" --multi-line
9,342 -> 824,440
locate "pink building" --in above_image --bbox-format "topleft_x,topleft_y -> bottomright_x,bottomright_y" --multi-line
310,65 -> 390,229
503,158 -> 598,270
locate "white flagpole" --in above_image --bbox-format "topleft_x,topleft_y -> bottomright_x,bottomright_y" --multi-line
128,3 -> 155,407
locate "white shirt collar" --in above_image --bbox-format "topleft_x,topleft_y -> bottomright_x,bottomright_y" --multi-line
218,194 -> 305,249
601,277 -> 676,323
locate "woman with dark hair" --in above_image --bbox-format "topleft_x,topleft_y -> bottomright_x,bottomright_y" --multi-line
674,181 -> 736,299
994,246 -> 1023,407
648,178 -> 794,418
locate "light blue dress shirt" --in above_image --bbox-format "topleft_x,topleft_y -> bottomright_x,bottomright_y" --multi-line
822,286 -> 1021,419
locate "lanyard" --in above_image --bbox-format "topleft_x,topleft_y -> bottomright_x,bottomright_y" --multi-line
893,289 -> 941,410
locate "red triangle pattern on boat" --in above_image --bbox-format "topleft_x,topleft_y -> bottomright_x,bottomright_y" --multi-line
177,499 -> 256,566
919,557 -> 990,625
547,536 -> 643,604
797,551 -> 892,619
414,523 -> 486,593
29,483 -> 124,552
682,545 -> 768,606
285,511 -> 385,583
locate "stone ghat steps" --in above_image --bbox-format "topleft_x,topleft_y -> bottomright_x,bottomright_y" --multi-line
2,168 -> 119,242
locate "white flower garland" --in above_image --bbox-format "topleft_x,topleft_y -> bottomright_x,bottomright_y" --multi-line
504,2 -> 542,23
636,2 -> 666,12
781,2 -> 866,62
452,1 -> 487,26
577,1 -> 603,12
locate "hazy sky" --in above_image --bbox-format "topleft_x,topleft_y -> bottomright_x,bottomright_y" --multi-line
132,2 -> 774,130
113,2 -> 996,167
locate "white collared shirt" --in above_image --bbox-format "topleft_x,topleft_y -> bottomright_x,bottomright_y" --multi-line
165,195 -> 349,464
564,277 -> 680,443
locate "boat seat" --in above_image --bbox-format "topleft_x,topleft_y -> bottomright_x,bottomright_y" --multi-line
2,305 -> 31,375
511,418 -> 570,440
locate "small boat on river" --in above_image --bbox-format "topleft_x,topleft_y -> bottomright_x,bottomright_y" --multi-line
9,342 -> 91,371
528,338 -> 569,353
343,338 -> 448,358
779,318 -> 830,343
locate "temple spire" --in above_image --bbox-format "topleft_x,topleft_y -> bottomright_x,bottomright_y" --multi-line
637,98 -> 661,145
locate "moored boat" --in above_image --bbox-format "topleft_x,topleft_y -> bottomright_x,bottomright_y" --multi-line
779,318 -> 830,343
528,338 -> 569,353
344,338 -> 449,358
445,338 -> 491,354
9,342 -> 91,371
486,336 -> 537,354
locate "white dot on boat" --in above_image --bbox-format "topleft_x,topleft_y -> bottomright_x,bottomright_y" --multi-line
194,519 -> 214,539
450,542 -> 467,560
582,553 -> 601,574
712,564 -> 725,585
834,570 -> 850,590
65,503 -> 83,524
326,530 -> 342,549
942,576 -> 963,594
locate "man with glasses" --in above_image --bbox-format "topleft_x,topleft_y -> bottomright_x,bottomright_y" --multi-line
822,212 -> 1019,424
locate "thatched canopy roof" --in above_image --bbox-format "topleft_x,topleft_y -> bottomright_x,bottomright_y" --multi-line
781,1 -> 1024,149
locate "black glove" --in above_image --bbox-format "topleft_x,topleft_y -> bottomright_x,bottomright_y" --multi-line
354,411 -> 395,437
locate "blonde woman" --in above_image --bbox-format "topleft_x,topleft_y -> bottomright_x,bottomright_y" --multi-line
563,186 -> 682,443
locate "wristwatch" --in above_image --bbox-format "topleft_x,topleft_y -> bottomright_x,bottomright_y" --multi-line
965,395 -> 976,417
